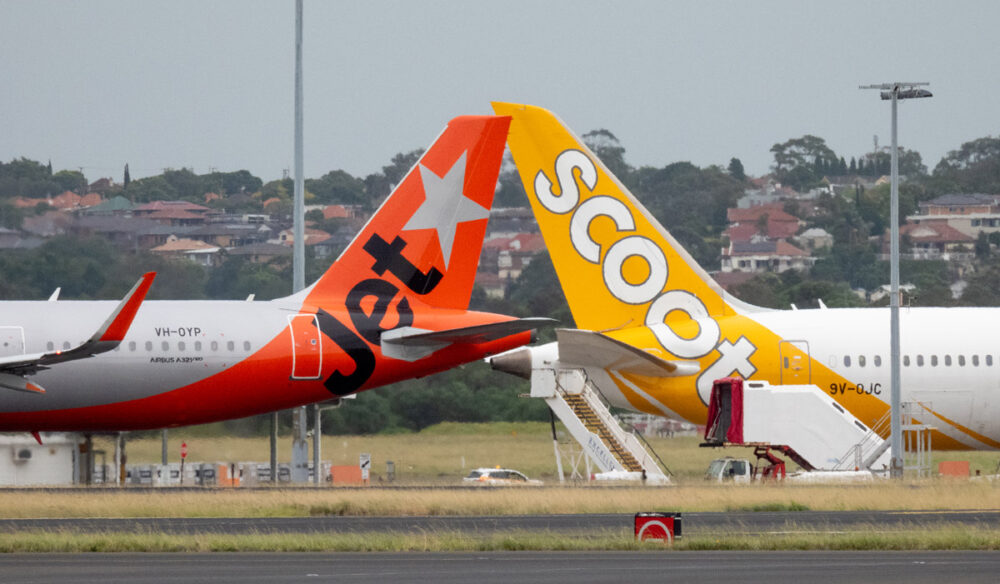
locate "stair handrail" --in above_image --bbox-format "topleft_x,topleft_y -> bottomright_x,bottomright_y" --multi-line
617,416 -> 675,477
832,408 -> 891,471
575,375 -> 667,477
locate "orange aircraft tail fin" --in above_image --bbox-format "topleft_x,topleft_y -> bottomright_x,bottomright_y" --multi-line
300,115 -> 510,310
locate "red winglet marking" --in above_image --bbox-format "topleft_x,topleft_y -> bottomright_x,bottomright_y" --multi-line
31,431 -> 42,445
100,272 -> 156,342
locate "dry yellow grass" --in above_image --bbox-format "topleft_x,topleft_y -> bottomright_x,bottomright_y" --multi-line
1,482 -> 998,519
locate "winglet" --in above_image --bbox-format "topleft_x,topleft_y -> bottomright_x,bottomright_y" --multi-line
93,272 -> 156,343
0,273 -> 156,384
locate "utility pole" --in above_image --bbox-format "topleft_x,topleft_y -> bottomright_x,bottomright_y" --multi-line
859,82 -> 932,479
289,0 -> 310,484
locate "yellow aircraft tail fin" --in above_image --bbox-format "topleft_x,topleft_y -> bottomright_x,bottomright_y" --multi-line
493,102 -> 755,333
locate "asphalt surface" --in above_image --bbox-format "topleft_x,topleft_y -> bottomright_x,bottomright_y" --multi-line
2,510 -> 998,535
1,551 -> 998,584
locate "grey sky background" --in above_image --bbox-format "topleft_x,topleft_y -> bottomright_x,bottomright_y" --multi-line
2,1 -> 997,184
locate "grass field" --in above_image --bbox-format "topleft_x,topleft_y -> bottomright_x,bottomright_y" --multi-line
106,422 -> 1000,484
2,526 -> 1000,552
2,483 -> 999,519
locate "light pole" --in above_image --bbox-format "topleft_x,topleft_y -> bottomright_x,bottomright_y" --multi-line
290,0 -> 310,484
859,82 -> 932,479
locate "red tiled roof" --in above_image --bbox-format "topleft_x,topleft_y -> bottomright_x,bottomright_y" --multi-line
508,232 -> 545,252
725,221 -> 798,243
900,221 -> 974,243
483,236 -> 514,250
146,209 -> 204,220
323,205 -> 350,219
79,193 -> 103,207
775,240 -> 808,256
728,240 -> 808,257
151,238 -> 217,253
279,227 -> 332,246
727,204 -> 798,224
483,233 -> 545,253
134,200 -> 210,213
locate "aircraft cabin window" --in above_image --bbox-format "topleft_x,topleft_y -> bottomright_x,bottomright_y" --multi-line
903,355 -> 910,367
178,342 -> 185,352
128,341 -> 136,352
243,341 -> 251,351
211,341 -> 218,351
63,342 -> 71,350
973,355 -> 980,366
988,355 -> 994,366
46,341 -> 53,351
858,355 -> 866,367
145,341 -> 153,351
917,355 -> 924,367
931,355 -> 938,367
195,341 -> 202,351
944,355 -> 952,366
874,355 -> 882,367
843,355 -> 851,367
959,355 -> 966,366
227,341 -> 235,351
162,341 -> 169,351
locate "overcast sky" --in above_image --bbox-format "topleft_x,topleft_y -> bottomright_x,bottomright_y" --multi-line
2,1 -> 998,184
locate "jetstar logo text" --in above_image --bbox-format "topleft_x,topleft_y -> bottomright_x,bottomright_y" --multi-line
313,233 -> 440,395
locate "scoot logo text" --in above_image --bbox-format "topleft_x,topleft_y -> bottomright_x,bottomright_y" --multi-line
534,149 -> 756,404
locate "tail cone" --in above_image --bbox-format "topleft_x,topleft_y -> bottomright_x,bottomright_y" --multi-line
488,348 -> 533,379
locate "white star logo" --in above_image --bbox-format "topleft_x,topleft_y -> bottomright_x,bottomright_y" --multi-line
403,151 -> 490,267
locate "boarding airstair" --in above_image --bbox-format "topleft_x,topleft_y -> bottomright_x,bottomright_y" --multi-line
704,378 -> 892,473
831,409 -> 891,471
532,366 -> 670,483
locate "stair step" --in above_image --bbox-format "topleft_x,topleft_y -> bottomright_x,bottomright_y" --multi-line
555,386 -> 661,476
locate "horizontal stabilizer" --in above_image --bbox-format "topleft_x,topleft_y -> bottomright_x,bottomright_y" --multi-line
556,329 -> 699,377
381,317 -> 554,362
0,272 -> 156,379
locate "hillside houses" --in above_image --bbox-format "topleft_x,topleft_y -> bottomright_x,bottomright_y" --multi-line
907,193 -> 1000,238
720,203 -> 821,275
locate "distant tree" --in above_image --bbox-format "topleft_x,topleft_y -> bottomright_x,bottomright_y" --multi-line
770,135 -> 838,191
860,148 -> 926,178
364,149 -> 424,206
52,170 -> 87,194
755,212 -> 769,236
123,163 -> 131,190
583,129 -> 631,179
161,168 -> 205,201
976,231 -> 991,259
958,258 -> 1000,306
126,175 -> 178,203
0,203 -> 25,230
727,157 -> 746,181
259,178 -> 290,200
633,162 -> 742,238
932,136 -> 1000,194
838,157 -> 848,175
849,157 -> 857,174
306,170 -> 366,205
204,170 -> 263,195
